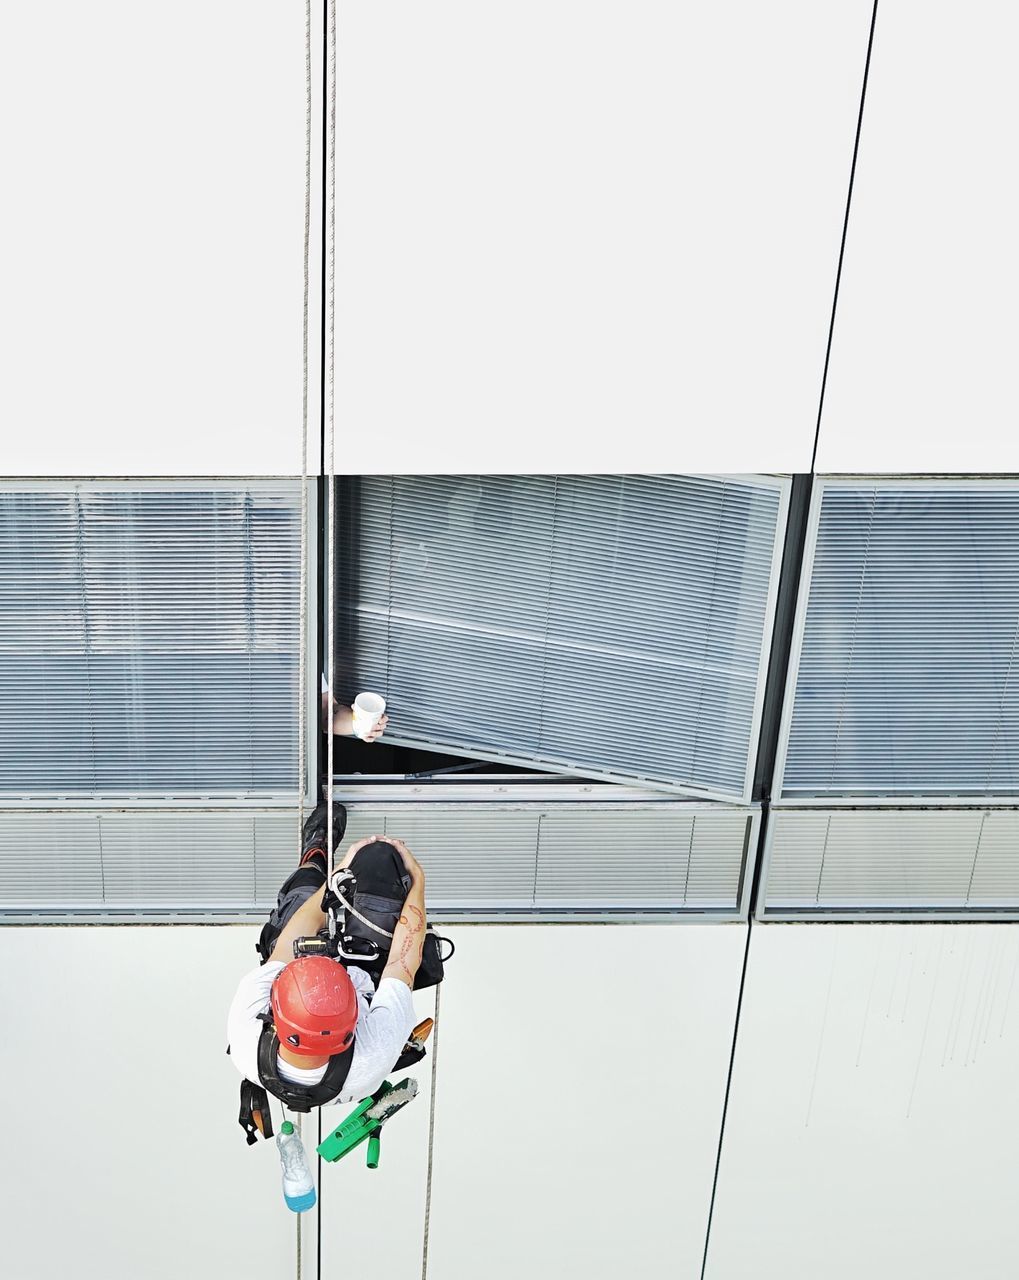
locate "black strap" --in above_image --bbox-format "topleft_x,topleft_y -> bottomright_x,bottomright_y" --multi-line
392,1039 -> 427,1072
255,1018 -> 354,1112
238,1078 -> 275,1145
336,929 -> 451,991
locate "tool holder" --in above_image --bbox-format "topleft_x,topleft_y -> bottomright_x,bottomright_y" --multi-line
317,1078 -> 418,1169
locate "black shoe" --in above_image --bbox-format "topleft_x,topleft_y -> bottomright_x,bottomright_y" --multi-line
301,801 -> 347,860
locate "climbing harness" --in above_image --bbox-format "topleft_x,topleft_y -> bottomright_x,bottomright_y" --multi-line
331,866 -> 399,941
296,840 -> 455,990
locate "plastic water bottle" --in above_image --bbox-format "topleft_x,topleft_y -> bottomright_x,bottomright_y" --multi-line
277,1120 -> 316,1213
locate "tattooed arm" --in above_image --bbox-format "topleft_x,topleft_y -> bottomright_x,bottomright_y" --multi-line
380,837 -> 427,989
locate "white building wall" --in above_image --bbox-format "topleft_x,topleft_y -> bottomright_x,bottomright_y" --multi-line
333,0 -> 873,475
8,2 -> 1019,479
0,2 -> 316,477
416,924 -> 746,1280
0,923 -> 746,1280
704,923 -> 1019,1280
7,915 -> 1019,1279
815,2 -> 1019,474
0,928 -> 296,1279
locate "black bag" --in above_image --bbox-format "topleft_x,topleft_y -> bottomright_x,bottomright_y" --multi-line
414,930 -> 454,990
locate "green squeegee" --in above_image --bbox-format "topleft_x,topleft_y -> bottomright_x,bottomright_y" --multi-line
317,1078 -> 419,1169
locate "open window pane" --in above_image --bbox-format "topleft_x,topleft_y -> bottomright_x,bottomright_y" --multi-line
334,474 -> 788,801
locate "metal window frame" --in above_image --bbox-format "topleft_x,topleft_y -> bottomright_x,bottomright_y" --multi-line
0,477 -> 319,808
772,475 -> 1019,806
742,474 -> 793,799
0,785 -> 761,924
331,781 -> 762,923
342,473 -> 792,805
756,803 -> 1019,921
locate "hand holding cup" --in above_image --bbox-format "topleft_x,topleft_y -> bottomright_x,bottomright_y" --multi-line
351,692 -> 387,742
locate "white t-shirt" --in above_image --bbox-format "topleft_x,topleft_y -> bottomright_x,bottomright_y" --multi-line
227,961 -> 415,1103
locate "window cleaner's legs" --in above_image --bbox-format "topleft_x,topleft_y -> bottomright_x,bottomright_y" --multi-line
256,802 -> 347,963
300,801 -> 348,869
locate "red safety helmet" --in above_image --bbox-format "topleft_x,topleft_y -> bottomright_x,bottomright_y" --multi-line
270,956 -> 358,1057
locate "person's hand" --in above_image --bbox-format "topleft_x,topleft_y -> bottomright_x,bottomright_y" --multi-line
383,835 -> 425,885
358,712 -> 388,744
334,832 -> 424,884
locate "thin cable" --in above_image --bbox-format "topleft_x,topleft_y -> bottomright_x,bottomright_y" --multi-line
298,0 -> 312,853
298,6 -> 311,1268
420,982 -> 442,1280
316,1107 -> 323,1279
316,7 -> 330,1277
810,0 -> 879,473
698,922 -> 753,1280
325,0 -> 337,880
295,1111 -> 304,1277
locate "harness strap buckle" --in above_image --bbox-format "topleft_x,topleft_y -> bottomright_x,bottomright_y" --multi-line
338,935 -> 383,965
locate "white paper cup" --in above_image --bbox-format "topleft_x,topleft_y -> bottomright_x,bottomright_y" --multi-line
351,691 -> 386,740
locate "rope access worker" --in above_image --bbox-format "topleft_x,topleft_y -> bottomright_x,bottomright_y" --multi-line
227,806 -> 428,1133
226,700 -> 430,1138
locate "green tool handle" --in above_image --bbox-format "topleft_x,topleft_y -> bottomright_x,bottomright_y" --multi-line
366,1132 -> 381,1169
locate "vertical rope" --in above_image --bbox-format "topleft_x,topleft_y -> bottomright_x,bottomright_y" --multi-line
297,6 -> 312,1276
294,1109 -> 304,1277
325,0 -> 337,880
298,0 -> 312,850
420,983 -> 442,1280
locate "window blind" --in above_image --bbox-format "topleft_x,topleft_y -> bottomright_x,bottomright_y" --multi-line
0,808 -> 294,915
762,808 -> 1019,915
778,482 -> 1019,799
340,803 -> 754,913
335,475 -> 787,801
0,482 -> 303,797
0,801 -> 755,921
